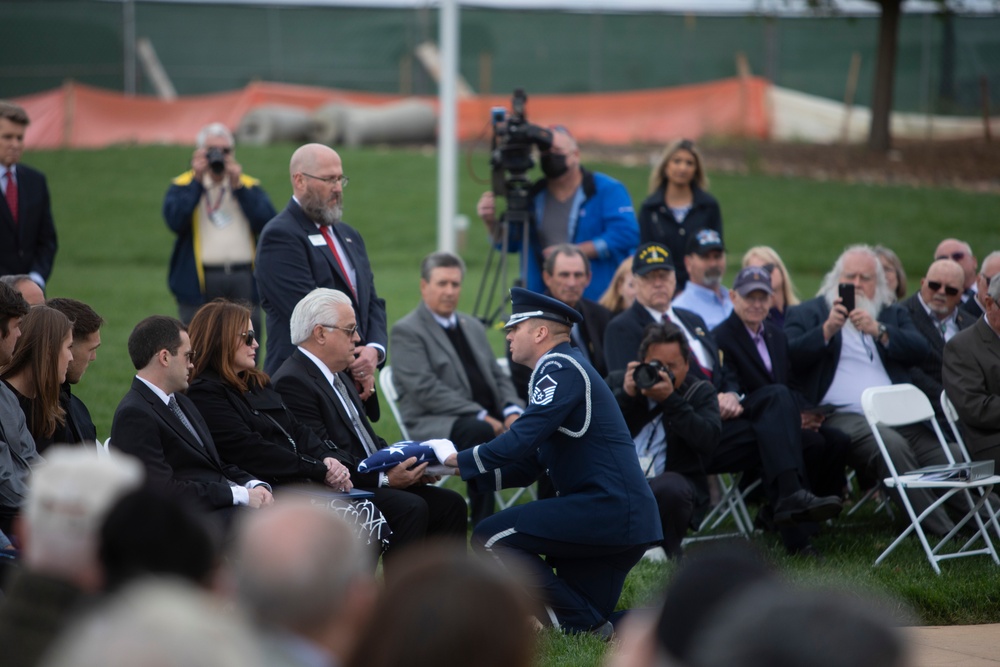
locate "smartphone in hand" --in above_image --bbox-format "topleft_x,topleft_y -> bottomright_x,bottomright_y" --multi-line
838,283 -> 855,312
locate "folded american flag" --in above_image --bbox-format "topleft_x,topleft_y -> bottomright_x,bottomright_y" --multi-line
357,439 -> 456,473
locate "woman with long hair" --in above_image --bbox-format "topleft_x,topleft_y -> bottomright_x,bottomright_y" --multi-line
874,245 -> 907,303
742,246 -> 801,328
638,139 -> 723,291
186,299 -> 390,551
598,256 -> 637,315
1,306 -> 74,453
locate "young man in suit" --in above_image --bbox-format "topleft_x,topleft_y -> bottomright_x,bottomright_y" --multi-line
46,298 -> 104,446
272,288 -> 466,555
900,259 -> 973,422
111,316 -> 273,519
0,102 -> 57,288
255,143 -> 385,414
391,251 -> 523,524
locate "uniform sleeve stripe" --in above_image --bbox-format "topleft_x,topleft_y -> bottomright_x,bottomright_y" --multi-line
473,444 -> 487,474
484,527 -> 518,549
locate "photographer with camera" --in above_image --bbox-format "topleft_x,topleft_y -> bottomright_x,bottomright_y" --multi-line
476,123 -> 637,301
163,123 -> 276,328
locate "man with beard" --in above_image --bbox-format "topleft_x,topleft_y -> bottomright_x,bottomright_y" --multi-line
671,229 -> 732,330
785,245 -> 954,535
256,144 -> 385,415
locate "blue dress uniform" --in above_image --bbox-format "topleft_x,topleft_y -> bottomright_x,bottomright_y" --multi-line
456,289 -> 662,635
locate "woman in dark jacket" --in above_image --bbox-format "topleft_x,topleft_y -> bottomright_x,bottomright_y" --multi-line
186,299 -> 390,550
638,138 -> 723,291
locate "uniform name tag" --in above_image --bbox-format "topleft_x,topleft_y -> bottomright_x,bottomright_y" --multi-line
309,234 -> 326,246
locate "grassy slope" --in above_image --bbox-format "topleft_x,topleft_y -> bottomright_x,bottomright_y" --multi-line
25,145 -> 1000,664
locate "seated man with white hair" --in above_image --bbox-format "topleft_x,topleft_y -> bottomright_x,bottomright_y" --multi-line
272,288 -> 467,561
0,446 -> 144,667
785,244 -> 952,535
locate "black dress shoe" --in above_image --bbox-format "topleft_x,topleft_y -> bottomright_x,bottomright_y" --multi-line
773,489 -> 843,526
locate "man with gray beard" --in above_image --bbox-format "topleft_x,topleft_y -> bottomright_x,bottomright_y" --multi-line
256,144 -> 386,415
671,229 -> 732,330
785,245 -> 954,535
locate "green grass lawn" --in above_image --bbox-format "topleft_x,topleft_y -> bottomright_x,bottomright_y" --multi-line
25,144 -> 1000,666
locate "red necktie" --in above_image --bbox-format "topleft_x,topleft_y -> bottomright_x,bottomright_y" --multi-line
4,173 -> 17,223
320,226 -> 356,297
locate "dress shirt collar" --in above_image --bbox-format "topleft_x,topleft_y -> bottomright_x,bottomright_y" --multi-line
431,310 -> 458,329
297,346 -> 339,389
135,375 -> 171,406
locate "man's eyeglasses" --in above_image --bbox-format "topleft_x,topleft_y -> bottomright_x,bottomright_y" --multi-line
301,173 -> 350,188
320,323 -> 358,337
936,252 -> 966,262
927,281 -> 961,297
240,331 -> 256,347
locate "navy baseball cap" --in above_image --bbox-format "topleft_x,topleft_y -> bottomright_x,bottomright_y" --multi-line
632,242 -> 675,276
732,266 -> 774,296
505,287 -> 583,329
686,228 -> 725,256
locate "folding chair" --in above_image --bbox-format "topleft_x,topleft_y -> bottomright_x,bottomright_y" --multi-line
845,469 -> 894,519
941,390 -> 1000,542
377,366 -> 411,440
861,384 -> 1000,574
682,472 -> 760,546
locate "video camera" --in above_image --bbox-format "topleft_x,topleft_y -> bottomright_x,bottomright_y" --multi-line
474,89 -> 554,325
489,89 -> 553,199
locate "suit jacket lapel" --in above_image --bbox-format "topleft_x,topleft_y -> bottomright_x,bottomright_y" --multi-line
763,325 -> 786,383
133,380 -> 218,467
457,312 -> 499,397
976,318 -> 1000,364
296,352 -> 367,448
735,322 -> 772,382
289,200 -> 356,304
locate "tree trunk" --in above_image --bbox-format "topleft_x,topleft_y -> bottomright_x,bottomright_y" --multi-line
868,0 -> 903,152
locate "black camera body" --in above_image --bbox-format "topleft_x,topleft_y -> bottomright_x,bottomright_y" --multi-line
633,360 -> 675,390
205,147 -> 227,175
490,89 -> 553,201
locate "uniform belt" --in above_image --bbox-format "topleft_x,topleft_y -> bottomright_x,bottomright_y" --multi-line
204,262 -> 253,275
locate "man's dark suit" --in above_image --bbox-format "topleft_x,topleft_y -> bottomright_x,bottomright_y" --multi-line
255,199 -> 386,377
111,378 -> 255,511
605,300 -> 737,393
54,383 -> 97,445
943,317 -> 1000,471
713,311 -> 848,497
272,350 -> 467,550
0,164 -> 57,283
785,296 -> 931,404
901,293 -> 974,420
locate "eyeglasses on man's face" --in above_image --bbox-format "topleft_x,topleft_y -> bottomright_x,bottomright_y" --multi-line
301,173 -> 349,188
320,323 -> 358,337
936,251 -> 966,262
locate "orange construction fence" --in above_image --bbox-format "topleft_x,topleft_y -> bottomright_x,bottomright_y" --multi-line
15,77 -> 770,149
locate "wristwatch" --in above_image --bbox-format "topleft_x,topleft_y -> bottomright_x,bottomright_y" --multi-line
877,323 -> 888,344
379,473 -> 391,488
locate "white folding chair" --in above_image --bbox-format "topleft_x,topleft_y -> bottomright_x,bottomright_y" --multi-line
377,366 -> 411,440
941,390 -> 1000,542
495,356 -> 511,378
97,437 -> 111,458
861,384 -> 1000,574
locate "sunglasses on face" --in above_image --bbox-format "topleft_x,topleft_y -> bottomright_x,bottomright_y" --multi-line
240,331 -> 256,346
927,281 -> 961,297
936,252 -> 966,262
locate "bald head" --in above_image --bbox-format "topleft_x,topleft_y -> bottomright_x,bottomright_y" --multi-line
234,500 -> 372,639
934,238 -> 977,290
289,143 -> 344,225
920,259 -> 965,318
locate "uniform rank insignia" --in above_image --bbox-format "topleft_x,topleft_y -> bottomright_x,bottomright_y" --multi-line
532,374 -> 558,405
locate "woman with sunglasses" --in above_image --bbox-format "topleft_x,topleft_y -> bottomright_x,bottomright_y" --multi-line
1,306 -> 74,454
186,299 -> 390,550
742,246 -> 801,328
638,138 -> 723,291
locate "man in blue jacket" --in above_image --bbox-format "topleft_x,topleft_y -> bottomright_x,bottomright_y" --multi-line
476,126 -> 638,299
162,123 -> 276,328
444,288 -> 661,638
